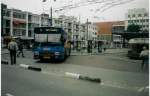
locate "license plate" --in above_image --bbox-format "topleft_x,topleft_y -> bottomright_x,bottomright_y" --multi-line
43,56 -> 51,59
43,54 -> 51,59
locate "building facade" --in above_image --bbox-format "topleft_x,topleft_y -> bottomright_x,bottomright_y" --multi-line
53,15 -> 79,41
125,8 -> 149,32
1,3 -> 98,50
87,22 -> 97,41
2,4 -> 11,36
96,21 -> 126,48
96,22 -> 113,42
53,15 -> 98,49
1,3 -> 50,38
112,21 -> 125,48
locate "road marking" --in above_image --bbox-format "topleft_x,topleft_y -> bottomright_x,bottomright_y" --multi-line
100,81 -> 143,92
6,93 -> 14,96
42,70 -> 144,92
138,86 -> 149,92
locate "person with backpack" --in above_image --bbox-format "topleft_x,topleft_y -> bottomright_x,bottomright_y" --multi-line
8,38 -> 18,65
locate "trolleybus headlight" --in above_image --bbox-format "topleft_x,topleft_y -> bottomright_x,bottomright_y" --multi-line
55,52 -> 60,55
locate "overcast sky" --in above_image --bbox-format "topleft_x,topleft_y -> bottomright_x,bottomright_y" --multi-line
2,0 -> 149,23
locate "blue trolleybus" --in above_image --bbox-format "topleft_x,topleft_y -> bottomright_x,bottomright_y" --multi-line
33,27 -> 71,61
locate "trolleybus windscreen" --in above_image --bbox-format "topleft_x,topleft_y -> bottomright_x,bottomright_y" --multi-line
35,34 -> 61,43
35,34 -> 47,42
48,34 -> 61,42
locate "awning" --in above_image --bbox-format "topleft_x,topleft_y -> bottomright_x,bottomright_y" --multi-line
13,19 -> 26,24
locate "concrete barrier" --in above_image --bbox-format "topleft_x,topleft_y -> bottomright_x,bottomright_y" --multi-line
20,64 -> 42,72
65,72 -> 101,83
1,60 -> 9,64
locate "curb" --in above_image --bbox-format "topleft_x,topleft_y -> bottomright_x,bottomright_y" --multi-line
65,72 -> 101,83
1,60 -> 9,64
20,64 -> 42,72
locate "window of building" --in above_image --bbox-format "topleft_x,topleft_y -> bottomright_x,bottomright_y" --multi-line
22,30 -> 26,36
6,10 -> 10,17
146,19 -> 149,22
132,14 -> 135,17
128,20 -> 130,23
28,30 -> 32,37
134,20 -> 136,23
13,12 -> 17,18
144,13 -> 148,17
22,14 -> 26,19
128,15 -> 130,18
5,20 -> 10,27
138,14 -> 142,17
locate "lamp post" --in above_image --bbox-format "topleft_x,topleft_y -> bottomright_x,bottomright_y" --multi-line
50,7 -> 53,26
42,0 -> 56,26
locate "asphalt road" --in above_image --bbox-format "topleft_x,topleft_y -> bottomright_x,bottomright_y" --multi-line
2,64 -> 148,96
1,49 -> 149,96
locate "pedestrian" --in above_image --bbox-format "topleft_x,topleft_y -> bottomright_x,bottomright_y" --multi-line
17,41 -> 25,57
140,46 -> 149,69
8,38 -> 18,65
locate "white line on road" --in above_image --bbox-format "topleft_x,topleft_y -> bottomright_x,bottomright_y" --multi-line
101,81 -> 148,92
5,93 -> 14,96
138,86 -> 149,92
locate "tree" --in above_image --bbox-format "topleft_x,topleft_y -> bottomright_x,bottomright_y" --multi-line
127,24 -> 141,32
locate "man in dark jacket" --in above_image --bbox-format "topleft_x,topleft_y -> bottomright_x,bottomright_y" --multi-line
17,42 -> 25,57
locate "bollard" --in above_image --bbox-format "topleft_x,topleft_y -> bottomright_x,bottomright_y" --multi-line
79,75 -> 101,83
20,64 -> 42,72
1,60 -> 9,65
28,66 -> 42,72
65,72 -> 101,83
65,72 -> 80,79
